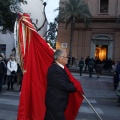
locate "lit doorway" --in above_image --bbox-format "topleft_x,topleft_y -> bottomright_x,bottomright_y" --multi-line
95,45 -> 108,61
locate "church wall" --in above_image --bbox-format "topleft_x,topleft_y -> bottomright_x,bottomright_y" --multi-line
114,31 -> 120,61
57,0 -> 120,62
118,0 -> 120,15
57,21 -> 120,61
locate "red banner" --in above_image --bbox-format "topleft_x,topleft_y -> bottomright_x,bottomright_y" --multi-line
17,13 -> 84,120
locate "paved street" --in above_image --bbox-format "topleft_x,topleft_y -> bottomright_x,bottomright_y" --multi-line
0,72 -> 120,120
0,84 -> 19,120
74,73 -> 120,120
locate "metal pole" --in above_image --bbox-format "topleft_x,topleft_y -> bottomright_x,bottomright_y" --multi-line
81,93 -> 103,120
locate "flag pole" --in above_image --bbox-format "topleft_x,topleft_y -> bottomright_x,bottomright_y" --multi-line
80,93 -> 103,120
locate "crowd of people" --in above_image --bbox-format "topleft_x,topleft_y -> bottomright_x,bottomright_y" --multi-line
77,56 -> 115,78
0,53 -> 23,94
63,55 -> 120,92
77,56 -> 120,103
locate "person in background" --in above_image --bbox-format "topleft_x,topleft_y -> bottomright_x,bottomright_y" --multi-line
0,55 -> 6,93
112,59 -> 115,70
0,53 -> 7,85
95,58 -> 102,78
78,57 -> 84,76
114,60 -> 120,102
113,61 -> 120,91
84,56 -> 90,71
108,58 -> 113,72
88,58 -> 94,78
113,72 -> 119,91
72,57 -> 75,65
44,49 -> 76,120
75,58 -> 79,67
104,58 -> 109,71
17,63 -> 23,92
7,54 -> 17,90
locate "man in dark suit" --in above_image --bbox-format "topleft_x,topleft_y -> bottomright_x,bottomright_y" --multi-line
44,49 -> 76,120
0,55 -> 6,93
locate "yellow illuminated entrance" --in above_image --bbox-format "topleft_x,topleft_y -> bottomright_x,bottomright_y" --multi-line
95,45 -> 107,61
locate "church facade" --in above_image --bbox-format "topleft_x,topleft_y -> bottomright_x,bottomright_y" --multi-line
56,0 -> 120,62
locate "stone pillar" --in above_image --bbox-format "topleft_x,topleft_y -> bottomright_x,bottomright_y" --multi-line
90,41 -> 96,59
108,41 -> 113,59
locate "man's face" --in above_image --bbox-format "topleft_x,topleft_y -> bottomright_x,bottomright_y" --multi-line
57,51 -> 68,66
10,56 -> 15,61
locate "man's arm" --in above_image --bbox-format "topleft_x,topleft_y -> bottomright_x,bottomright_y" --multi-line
49,68 -> 76,92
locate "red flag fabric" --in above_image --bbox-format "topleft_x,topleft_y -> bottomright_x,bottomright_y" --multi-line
17,13 -> 84,120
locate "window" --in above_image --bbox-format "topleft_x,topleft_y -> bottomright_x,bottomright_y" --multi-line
100,0 -> 109,13
61,43 -> 67,48
0,44 -> 6,56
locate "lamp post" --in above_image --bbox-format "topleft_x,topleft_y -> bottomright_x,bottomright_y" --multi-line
36,1 -> 47,31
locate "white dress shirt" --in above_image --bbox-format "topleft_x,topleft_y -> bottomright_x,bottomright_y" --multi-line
56,62 -> 64,69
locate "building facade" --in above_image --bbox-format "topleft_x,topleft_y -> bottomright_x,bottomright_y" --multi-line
0,33 -> 15,58
56,0 -> 120,62
20,0 -> 48,36
0,0 -> 48,58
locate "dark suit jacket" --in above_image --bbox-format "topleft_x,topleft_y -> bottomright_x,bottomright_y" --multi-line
0,61 -> 6,75
45,63 -> 76,120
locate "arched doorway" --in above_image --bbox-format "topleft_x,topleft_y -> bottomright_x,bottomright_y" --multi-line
91,34 -> 113,60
